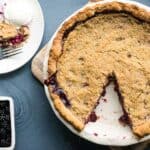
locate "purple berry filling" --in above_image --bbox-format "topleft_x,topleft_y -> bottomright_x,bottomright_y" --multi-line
45,73 -> 131,126
45,74 -> 71,107
119,112 -> 130,125
53,88 -> 70,107
85,112 -> 98,123
10,34 -> 24,45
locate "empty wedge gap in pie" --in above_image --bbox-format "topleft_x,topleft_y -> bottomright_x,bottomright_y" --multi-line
45,2 -> 150,137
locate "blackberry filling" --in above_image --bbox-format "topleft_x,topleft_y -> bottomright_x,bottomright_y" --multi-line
46,74 -> 131,126
45,74 -> 71,107
85,75 -> 131,126
113,77 -> 131,126
0,34 -> 25,48
44,74 -> 57,87
85,112 -> 98,123
53,88 -> 70,107
10,34 -> 24,45
102,74 -> 131,126
0,101 -> 11,147
119,113 -> 131,125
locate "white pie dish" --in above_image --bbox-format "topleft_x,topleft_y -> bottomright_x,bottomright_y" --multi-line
44,0 -> 150,146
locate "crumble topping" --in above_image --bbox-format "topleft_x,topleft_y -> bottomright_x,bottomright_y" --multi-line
0,22 -> 18,39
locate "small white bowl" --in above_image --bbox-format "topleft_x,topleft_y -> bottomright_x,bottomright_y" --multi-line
0,97 -> 15,150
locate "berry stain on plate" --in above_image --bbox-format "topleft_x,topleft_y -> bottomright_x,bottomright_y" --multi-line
93,133 -> 98,136
102,98 -> 107,103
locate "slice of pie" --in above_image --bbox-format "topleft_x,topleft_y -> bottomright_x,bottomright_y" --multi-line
45,2 -> 150,137
0,22 -> 29,48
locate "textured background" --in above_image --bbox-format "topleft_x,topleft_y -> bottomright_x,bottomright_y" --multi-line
0,0 -> 149,150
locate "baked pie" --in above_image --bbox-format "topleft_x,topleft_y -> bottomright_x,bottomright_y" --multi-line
0,22 -> 29,48
45,2 -> 150,137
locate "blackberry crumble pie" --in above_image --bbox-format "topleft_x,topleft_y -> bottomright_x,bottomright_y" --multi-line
45,2 -> 150,137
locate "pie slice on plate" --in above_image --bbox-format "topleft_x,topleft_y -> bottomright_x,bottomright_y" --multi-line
45,1 -> 150,137
0,22 -> 29,48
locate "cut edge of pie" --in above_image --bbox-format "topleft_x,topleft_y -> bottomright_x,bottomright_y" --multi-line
45,2 -> 150,137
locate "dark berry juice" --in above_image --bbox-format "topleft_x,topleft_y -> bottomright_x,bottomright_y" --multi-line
0,101 -> 11,147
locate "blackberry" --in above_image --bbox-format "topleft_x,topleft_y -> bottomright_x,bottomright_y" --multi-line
0,101 -> 11,147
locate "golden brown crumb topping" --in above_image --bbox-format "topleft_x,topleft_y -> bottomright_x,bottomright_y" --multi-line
0,22 -> 18,39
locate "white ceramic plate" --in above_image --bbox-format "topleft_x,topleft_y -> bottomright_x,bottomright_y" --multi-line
44,0 -> 150,146
0,0 -> 44,74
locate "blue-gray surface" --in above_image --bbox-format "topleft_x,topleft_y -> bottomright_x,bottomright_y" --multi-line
0,0 -> 150,150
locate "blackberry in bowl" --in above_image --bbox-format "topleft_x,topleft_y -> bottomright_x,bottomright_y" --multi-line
0,97 -> 15,150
